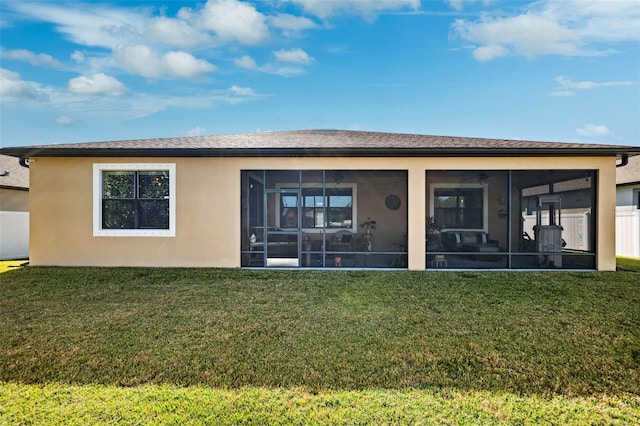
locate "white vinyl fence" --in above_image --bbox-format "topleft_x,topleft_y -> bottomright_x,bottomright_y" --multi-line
616,210 -> 640,258
523,210 -> 640,258
0,211 -> 29,260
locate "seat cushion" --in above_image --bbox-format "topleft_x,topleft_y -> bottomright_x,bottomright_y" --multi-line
462,234 -> 478,244
464,243 -> 500,252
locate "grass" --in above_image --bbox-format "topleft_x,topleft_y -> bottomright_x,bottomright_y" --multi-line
1,266 -> 639,424
2,383 -> 638,425
617,256 -> 640,272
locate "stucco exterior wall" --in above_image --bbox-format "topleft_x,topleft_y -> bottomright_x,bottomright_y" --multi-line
28,155 -> 617,270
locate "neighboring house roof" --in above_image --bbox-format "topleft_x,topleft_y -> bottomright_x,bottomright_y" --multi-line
616,154 -> 640,186
2,130 -> 639,158
0,154 -> 29,190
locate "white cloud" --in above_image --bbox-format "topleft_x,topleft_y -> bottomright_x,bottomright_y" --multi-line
259,63 -> 306,77
268,13 -> 320,36
453,14 -> 584,60
115,45 -> 215,79
243,48 -> 315,76
549,0 -> 640,43
445,0 -> 496,11
555,76 -> 635,90
7,2 -> 145,49
229,85 -> 255,96
5,2 -> 215,52
213,85 -> 261,104
234,55 -> 257,69
2,49 -> 65,68
0,68 -> 49,101
236,51 -> 313,76
187,126 -> 207,136
68,73 -> 128,96
273,48 -> 314,65
286,0 -> 420,19
446,0 -> 465,11
472,44 -> 508,61
4,1 -> 324,84
576,124 -> 612,138
71,50 -> 85,63
146,16 -> 211,49
114,45 -> 160,78
126,86 -> 262,117
4,2 -> 218,81
451,0 -> 640,61
551,76 -> 636,96
55,115 -> 75,126
199,0 -> 270,45
162,51 -> 217,79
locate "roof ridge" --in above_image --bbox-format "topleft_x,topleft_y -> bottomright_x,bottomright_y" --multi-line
1,130 -> 638,158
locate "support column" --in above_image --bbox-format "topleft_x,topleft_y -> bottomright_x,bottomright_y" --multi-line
597,159 -> 617,271
407,166 -> 426,270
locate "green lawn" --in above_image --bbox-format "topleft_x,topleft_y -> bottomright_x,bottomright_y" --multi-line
1,267 -> 639,424
618,256 -> 640,272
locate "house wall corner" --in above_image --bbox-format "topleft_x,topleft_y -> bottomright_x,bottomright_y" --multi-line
597,159 -> 618,271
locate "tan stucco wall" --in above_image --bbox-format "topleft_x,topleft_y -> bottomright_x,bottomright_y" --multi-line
0,187 -> 29,212
597,157 -> 617,271
28,155 -> 617,270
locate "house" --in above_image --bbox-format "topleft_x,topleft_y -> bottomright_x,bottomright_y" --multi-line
1,130 -> 639,270
616,155 -> 640,258
0,154 -> 29,260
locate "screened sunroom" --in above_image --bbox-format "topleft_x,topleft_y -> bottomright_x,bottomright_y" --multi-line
426,169 -> 596,270
241,170 -> 408,268
242,168 -> 597,270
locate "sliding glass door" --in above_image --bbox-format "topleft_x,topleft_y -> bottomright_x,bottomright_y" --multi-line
263,189 -> 300,267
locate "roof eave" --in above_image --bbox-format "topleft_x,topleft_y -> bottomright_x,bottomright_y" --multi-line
0,185 -> 29,191
617,180 -> 640,187
2,147 -> 638,158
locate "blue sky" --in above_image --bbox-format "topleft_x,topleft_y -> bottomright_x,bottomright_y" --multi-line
1,0 -> 639,147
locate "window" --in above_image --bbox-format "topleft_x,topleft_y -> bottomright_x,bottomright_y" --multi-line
430,183 -> 487,231
93,163 -> 176,237
300,188 -> 353,229
278,185 -> 355,231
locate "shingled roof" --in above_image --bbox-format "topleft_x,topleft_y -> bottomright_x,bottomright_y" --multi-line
617,154 -> 640,186
2,129 -> 639,158
0,154 -> 29,190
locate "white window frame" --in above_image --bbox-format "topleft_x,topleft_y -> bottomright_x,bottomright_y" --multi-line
276,183 -> 358,233
93,163 -> 176,237
429,183 -> 488,232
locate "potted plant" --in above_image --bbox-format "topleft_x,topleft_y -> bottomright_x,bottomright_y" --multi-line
391,234 -> 408,267
359,217 -> 377,241
426,216 -> 442,251
427,216 -> 442,234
